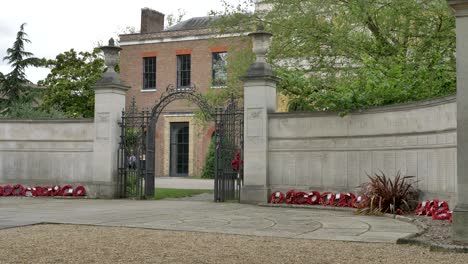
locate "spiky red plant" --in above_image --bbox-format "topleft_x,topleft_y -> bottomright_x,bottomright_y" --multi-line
357,171 -> 419,215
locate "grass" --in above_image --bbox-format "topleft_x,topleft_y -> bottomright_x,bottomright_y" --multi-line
186,176 -> 213,180
154,188 -> 213,200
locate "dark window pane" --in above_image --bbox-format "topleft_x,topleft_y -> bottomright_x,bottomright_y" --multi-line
143,57 -> 156,89
177,54 -> 191,88
170,122 -> 189,175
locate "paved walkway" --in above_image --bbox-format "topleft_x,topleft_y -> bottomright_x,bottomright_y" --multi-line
0,198 -> 418,243
155,177 -> 213,190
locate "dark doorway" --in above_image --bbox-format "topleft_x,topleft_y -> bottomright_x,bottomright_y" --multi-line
170,122 -> 189,176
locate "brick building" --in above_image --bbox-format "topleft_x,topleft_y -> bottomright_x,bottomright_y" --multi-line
119,8 -> 244,177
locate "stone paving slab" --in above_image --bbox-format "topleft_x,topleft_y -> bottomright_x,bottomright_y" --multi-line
0,198 -> 418,243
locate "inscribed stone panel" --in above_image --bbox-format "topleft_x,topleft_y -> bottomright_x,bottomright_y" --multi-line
406,151 -> 418,178
247,108 -> 263,137
427,151 -> 439,192
307,153 -> 323,187
96,112 -> 110,140
382,152 -> 396,177
269,152 -> 287,185
295,153 -> 309,186
359,152 -> 372,184
347,152 -> 360,188
371,151 -> 385,175
395,151 -> 407,175
322,152 -> 347,188
417,151 -> 429,191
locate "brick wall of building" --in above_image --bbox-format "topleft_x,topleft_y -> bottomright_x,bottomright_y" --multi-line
120,35 -> 241,177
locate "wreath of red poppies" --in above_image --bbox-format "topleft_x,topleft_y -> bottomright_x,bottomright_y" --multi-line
415,199 -> 452,223
0,184 -> 86,198
269,189 -> 452,223
73,186 -> 86,197
2,185 -> 13,196
269,191 -> 284,204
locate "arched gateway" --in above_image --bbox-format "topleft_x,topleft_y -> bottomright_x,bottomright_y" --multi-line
117,85 -> 243,202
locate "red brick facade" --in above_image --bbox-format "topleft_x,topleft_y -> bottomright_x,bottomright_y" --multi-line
119,14 -> 243,177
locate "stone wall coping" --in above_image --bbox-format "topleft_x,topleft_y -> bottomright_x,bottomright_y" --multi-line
120,28 -> 211,41
119,28 -> 241,42
270,95 -> 456,118
0,119 -> 94,123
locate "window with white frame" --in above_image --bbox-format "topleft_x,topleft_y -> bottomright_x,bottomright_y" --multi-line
143,57 -> 156,90
177,54 -> 191,88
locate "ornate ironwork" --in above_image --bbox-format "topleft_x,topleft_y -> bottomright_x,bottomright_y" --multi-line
150,84 -> 214,124
145,84 -> 215,198
117,97 -> 150,199
214,94 -> 244,202
118,85 -> 244,202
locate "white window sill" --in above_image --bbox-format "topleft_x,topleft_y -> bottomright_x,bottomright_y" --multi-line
211,85 -> 227,89
141,89 -> 156,92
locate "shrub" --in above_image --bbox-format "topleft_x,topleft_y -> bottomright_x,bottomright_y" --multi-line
356,171 -> 419,215
1,100 -> 67,119
200,140 -> 215,179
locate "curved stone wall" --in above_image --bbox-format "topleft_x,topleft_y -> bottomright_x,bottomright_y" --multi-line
268,96 -> 457,203
0,119 -> 106,197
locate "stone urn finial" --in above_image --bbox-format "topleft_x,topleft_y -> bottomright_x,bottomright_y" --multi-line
95,38 -> 124,85
248,30 -> 272,64
99,38 -> 121,73
244,27 -> 276,79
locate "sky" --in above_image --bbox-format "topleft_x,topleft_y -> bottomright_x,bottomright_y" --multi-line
0,0 -> 246,84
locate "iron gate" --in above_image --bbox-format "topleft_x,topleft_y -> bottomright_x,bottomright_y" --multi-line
117,98 -> 151,199
214,96 -> 244,202
117,86 -> 244,201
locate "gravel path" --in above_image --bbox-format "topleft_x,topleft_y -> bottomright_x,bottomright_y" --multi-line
0,224 -> 466,264
413,215 -> 460,246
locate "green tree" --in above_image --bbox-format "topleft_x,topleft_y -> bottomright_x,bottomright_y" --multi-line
39,48 -> 105,118
5,100 -> 67,119
213,0 -> 456,113
0,23 -> 42,109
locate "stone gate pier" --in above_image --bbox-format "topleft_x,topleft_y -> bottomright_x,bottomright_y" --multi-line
448,0 -> 468,244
